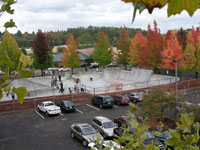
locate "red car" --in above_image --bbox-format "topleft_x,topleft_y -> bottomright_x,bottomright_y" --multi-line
112,95 -> 130,105
114,116 -> 130,128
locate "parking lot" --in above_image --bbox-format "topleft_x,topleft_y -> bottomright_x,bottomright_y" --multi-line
0,102 -> 129,150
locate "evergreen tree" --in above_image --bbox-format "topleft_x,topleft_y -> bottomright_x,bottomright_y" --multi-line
93,31 -> 113,66
61,34 -> 80,73
32,31 -> 52,76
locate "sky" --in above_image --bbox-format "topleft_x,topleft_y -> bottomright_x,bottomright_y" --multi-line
1,0 -> 200,34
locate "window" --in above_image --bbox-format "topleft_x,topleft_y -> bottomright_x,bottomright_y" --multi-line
74,126 -> 81,133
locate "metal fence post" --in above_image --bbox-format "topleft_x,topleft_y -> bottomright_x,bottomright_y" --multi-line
33,87 -> 36,109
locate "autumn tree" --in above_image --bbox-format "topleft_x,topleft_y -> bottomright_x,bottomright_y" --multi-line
146,21 -> 164,71
32,31 -> 53,76
184,27 -> 200,79
61,34 -> 80,73
0,30 -> 21,72
161,32 -> 184,70
93,31 -> 113,66
138,88 -> 176,121
116,26 -> 130,68
176,28 -> 187,51
0,30 -> 33,103
128,30 -> 149,67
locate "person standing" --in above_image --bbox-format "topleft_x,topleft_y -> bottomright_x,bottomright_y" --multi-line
10,91 -> 15,100
60,82 -> 64,93
58,75 -> 61,82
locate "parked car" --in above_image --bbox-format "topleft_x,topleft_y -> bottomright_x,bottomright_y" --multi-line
70,123 -> 99,146
106,62 -> 117,67
57,101 -> 75,113
89,62 -> 99,68
114,116 -> 130,128
91,95 -> 114,108
88,140 -> 122,150
127,92 -> 143,103
92,116 -> 118,139
112,95 -> 130,105
114,128 -> 164,149
37,101 -> 61,116
153,131 -> 173,149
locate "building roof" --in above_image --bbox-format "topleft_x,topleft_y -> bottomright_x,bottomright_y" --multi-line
53,52 -> 89,62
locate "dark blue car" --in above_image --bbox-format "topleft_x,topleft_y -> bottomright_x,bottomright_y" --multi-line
91,95 -> 114,108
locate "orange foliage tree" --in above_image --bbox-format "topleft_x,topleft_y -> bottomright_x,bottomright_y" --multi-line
146,21 -> 164,70
62,34 -> 80,73
184,27 -> 200,79
117,26 -> 130,67
161,33 -> 184,70
128,30 -> 149,67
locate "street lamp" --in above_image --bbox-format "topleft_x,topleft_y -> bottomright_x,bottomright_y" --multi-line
162,54 -> 191,118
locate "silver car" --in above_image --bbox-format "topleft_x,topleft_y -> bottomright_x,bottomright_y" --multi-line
70,123 -> 99,146
92,116 -> 118,139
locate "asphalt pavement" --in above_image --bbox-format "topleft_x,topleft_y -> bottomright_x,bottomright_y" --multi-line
0,102 -> 129,150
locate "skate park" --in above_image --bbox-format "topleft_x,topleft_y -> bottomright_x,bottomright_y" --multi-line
2,67 -> 177,101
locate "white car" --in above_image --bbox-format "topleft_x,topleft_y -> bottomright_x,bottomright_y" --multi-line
92,116 -> 118,139
37,101 -> 61,116
88,140 -> 122,150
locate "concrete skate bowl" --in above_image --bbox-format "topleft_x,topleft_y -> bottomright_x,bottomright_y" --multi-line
73,67 -> 176,94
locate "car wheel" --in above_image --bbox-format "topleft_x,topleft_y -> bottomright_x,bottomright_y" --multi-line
71,132 -> 74,138
82,140 -> 87,147
100,104 -> 102,108
37,107 -> 40,112
45,111 -> 49,116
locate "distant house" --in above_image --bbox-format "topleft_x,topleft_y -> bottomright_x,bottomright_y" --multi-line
53,51 -> 89,67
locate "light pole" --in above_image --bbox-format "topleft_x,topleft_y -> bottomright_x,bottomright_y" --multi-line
162,54 -> 191,118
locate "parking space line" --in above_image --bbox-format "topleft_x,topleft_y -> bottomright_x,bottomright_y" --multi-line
75,108 -> 83,114
85,104 -> 100,111
59,113 -> 64,116
35,110 -> 44,119
113,105 -> 118,108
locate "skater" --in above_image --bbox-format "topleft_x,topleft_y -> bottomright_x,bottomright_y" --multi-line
90,77 -> 93,81
76,78 -> 79,84
80,84 -> 84,92
85,67 -> 88,71
74,85 -> 77,93
10,91 -> 15,100
58,75 -> 61,82
69,87 -> 72,94
60,82 -> 64,93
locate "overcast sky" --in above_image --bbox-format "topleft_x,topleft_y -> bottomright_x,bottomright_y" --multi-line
1,0 -> 200,34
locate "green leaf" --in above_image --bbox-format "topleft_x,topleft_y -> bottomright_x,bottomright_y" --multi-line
168,0 -> 199,17
132,3 -> 146,23
4,19 -> 16,28
12,87 -> 27,104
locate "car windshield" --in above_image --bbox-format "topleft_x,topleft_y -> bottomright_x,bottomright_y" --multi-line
146,132 -> 154,139
121,96 -> 129,100
82,127 -> 97,135
45,102 -> 54,106
136,93 -> 142,97
103,121 -> 116,129
104,97 -> 112,102
64,101 -> 73,106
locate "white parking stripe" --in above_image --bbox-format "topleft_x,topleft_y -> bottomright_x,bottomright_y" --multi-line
113,105 -> 118,108
86,104 -> 100,111
35,110 -> 44,119
75,108 -> 83,114
59,113 -> 64,116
